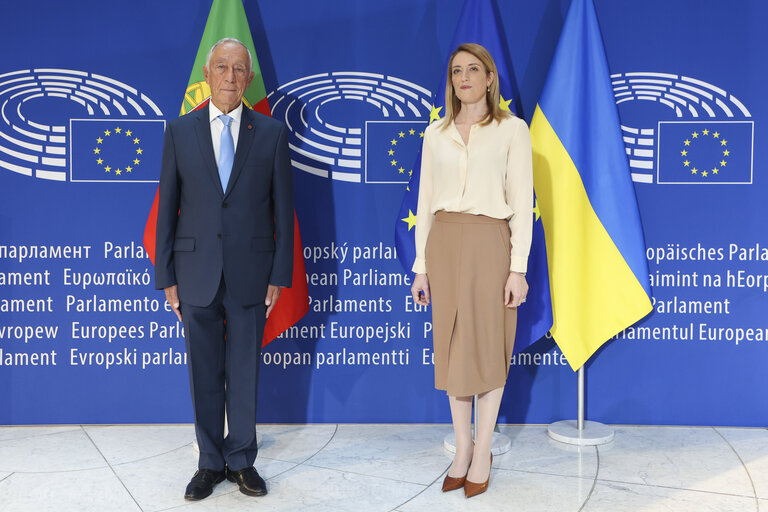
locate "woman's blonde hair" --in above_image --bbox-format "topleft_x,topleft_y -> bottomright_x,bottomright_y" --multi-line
441,43 -> 509,129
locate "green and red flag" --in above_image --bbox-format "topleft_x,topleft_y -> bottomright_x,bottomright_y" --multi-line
143,0 -> 309,346
178,0 -> 270,117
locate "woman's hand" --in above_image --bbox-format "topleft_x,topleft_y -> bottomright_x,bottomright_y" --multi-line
411,273 -> 431,306
504,271 -> 528,308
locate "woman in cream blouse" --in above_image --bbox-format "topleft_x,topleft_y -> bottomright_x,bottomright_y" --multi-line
410,43 -> 532,498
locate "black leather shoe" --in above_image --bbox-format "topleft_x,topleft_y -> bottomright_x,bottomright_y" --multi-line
184,469 -> 225,501
226,466 -> 268,496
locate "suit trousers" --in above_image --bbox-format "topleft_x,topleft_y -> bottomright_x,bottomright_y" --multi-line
180,275 -> 266,471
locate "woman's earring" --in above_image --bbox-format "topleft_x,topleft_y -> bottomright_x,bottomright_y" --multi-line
487,85 -> 490,93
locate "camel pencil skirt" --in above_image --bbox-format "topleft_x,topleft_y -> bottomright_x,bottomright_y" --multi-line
425,211 -> 517,397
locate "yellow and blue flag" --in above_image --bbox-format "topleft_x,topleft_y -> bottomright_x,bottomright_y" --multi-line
395,0 -> 552,354
530,0 -> 653,370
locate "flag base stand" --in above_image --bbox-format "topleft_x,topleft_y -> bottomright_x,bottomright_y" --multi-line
547,420 -> 613,446
548,366 -> 614,446
442,395 -> 512,456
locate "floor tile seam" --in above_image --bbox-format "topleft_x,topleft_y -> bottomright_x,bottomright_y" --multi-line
0,465 -> 110,474
257,451 -> 447,482
594,476 -> 757,499
299,460 -> 436,487
110,442 -> 196,468
387,462 -> 451,512
81,426 -> 145,512
251,456 -> 301,481
259,453 -> 320,465
576,444 -> 599,512
713,426 -> 760,510
491,465 -> 597,481
0,472 -> 12,484
0,426 -> 82,445
492,444 -> 601,486
297,423 -> 339,466
255,423 -> 342,483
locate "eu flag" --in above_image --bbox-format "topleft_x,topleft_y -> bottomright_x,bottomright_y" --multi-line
657,121 -> 753,184
365,121 -> 427,183
394,0 -> 552,354
530,0 -> 652,370
70,119 -> 164,182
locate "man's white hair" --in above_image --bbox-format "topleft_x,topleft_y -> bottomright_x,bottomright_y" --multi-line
205,38 -> 253,74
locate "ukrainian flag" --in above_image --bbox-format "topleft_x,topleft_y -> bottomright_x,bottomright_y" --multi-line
531,0 -> 652,370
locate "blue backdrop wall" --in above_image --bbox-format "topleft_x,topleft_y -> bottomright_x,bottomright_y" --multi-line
0,0 -> 765,427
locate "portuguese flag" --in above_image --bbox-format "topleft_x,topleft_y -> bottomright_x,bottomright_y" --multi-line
143,0 -> 309,346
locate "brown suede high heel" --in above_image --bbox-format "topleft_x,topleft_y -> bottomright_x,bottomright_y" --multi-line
464,453 -> 492,498
443,444 -> 474,492
441,472 -> 467,492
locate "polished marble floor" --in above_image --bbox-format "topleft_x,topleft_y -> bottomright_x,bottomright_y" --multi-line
0,423 -> 765,511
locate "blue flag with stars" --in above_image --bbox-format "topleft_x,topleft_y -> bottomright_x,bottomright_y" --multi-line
394,0 -> 552,354
70,119 -> 164,182
656,121 -> 753,184
365,121 -> 428,183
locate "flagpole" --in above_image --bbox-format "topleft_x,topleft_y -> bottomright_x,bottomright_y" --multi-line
577,365 -> 584,430
443,395 -> 512,455
547,366 -> 613,446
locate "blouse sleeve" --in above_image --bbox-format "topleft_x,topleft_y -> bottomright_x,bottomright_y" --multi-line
411,127 -> 435,274
506,119 -> 534,273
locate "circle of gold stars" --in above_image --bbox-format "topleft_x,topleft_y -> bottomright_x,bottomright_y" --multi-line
93,126 -> 142,176
388,127 -> 424,178
680,127 -> 728,179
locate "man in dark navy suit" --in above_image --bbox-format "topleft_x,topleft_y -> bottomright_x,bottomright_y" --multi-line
155,38 -> 293,501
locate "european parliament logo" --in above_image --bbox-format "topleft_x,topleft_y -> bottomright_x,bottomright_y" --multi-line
612,72 -> 754,185
268,71 -> 432,184
0,68 -> 164,183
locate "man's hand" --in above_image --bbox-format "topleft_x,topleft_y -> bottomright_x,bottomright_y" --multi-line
164,285 -> 182,322
265,285 -> 282,318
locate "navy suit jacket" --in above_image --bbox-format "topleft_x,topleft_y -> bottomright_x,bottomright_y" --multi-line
154,104 -> 293,307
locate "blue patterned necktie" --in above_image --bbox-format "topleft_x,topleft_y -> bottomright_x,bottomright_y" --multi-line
218,114 -> 234,191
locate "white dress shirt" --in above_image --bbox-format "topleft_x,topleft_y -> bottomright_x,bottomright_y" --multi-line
412,114 -> 534,274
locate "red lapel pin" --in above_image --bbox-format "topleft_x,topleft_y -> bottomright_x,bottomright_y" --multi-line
248,124 -> 253,130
